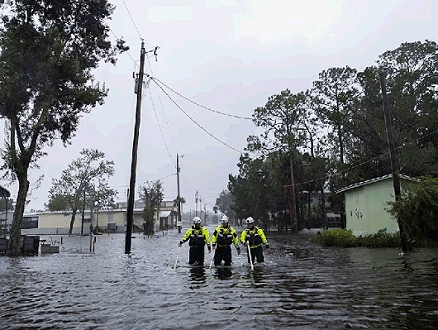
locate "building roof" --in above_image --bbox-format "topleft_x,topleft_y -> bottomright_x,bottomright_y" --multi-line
0,186 -> 10,198
160,211 -> 172,218
336,174 -> 414,194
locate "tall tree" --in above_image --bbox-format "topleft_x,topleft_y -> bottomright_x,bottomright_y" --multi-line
377,40 -> 438,176
312,66 -> 361,166
139,180 -> 163,236
215,189 -> 234,220
0,0 -> 127,255
47,149 -> 118,235
250,89 -> 308,232
228,155 -> 269,224
343,66 -> 390,181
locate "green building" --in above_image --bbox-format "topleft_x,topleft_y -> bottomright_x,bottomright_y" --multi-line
336,174 -> 413,236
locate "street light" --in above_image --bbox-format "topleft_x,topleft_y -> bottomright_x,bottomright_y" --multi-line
177,154 -> 184,234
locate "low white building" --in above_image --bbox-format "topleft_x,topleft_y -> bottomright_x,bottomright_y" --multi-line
20,199 -> 178,235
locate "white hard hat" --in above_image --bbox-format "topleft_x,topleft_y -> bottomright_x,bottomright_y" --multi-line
221,215 -> 228,223
193,217 -> 202,224
246,217 -> 255,224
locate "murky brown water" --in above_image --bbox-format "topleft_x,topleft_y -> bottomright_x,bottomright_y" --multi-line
0,228 -> 437,329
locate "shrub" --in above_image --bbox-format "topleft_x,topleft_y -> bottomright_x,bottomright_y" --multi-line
356,232 -> 400,248
311,228 -> 357,247
311,229 -> 401,248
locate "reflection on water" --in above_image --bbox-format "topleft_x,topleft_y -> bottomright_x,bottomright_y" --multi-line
189,266 -> 206,287
0,232 -> 437,329
213,266 -> 233,280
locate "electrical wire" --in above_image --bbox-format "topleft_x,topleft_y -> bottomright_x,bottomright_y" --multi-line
150,77 -> 245,154
147,86 -> 174,163
120,0 -> 144,43
152,77 -> 253,120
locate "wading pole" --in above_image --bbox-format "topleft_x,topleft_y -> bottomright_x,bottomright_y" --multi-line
174,246 -> 181,269
209,245 -> 215,270
247,243 -> 254,271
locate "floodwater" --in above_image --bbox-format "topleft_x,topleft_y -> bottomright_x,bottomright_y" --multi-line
0,227 -> 437,330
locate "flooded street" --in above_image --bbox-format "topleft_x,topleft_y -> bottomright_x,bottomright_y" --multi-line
0,227 -> 437,329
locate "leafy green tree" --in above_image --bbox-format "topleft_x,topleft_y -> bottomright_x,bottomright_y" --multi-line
342,41 -> 438,183
343,66 -> 390,181
249,89 -> 309,232
0,0 -> 128,255
312,66 -> 361,166
389,176 -> 438,243
215,189 -> 234,220
377,40 -> 438,177
228,154 -> 275,229
228,40 -> 438,236
139,180 -> 163,236
44,194 -> 68,212
295,152 -> 329,228
47,149 -> 118,235
173,196 -> 186,208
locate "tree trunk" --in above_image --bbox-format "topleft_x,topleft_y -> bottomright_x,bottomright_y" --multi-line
379,71 -> 409,253
7,178 -> 29,257
69,210 -> 78,235
288,151 -> 297,233
321,187 -> 326,228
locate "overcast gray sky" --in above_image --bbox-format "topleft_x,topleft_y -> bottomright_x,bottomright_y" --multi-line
1,0 -> 437,214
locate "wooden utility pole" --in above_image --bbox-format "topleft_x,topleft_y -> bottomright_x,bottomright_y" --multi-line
195,191 -> 199,217
379,70 -> 408,253
81,188 -> 86,236
177,153 -> 182,234
125,41 -> 146,254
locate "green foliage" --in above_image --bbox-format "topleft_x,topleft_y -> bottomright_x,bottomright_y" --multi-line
140,180 -> 164,235
0,0 -> 127,255
356,233 -> 401,248
311,228 -> 401,248
228,154 -> 274,227
215,189 -> 234,219
389,176 -> 438,242
47,149 -> 118,234
312,66 -> 360,165
45,194 -> 68,211
229,40 -> 438,234
311,228 -> 358,247
173,196 -> 185,208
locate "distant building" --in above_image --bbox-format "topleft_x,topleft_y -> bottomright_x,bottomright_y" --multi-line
20,199 -> 178,235
0,186 -> 11,235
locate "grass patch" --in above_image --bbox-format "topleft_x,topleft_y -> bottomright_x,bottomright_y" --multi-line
310,228 -> 401,248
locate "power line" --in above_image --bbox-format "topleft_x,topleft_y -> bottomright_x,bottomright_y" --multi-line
146,86 -> 174,163
274,124 -> 438,190
151,77 -> 244,154
152,77 -> 253,120
148,71 -> 178,153
120,0 -> 144,42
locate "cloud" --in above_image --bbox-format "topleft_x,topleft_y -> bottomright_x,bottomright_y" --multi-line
233,0 -> 342,43
147,6 -> 193,22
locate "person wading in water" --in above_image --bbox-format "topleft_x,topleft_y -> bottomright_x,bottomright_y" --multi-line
211,215 -> 240,266
179,217 -> 211,266
240,217 -> 269,264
